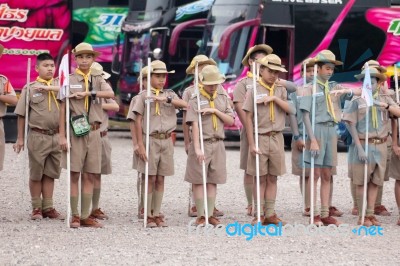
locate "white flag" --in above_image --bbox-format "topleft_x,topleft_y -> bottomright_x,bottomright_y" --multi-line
58,53 -> 69,100
361,63 -> 373,107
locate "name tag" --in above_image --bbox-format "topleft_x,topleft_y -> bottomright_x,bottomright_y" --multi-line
256,93 -> 267,100
145,99 -> 154,103
200,100 -> 209,106
70,85 -> 82,89
32,93 -> 42,98
246,85 -> 253,89
315,92 -> 324,97
358,104 -> 367,109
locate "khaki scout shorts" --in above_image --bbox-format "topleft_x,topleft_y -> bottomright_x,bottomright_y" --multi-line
101,135 -> 112,175
184,140 -> 227,185
0,120 -> 5,171
136,136 -> 174,176
305,123 -> 338,167
390,145 -> 400,180
384,136 -> 392,181
62,129 -> 102,174
239,127 -> 249,171
351,141 -> 387,186
246,133 -> 286,177
27,130 -> 61,181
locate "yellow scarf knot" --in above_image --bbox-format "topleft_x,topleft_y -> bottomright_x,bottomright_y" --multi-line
75,69 -> 91,112
259,80 -> 275,122
36,77 -> 59,111
246,71 -> 253,79
151,88 -> 161,115
372,90 -> 379,129
199,87 -> 218,130
317,80 -> 337,123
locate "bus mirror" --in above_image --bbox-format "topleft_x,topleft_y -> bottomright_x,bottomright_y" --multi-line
111,52 -> 121,74
225,74 -> 237,80
152,48 -> 163,60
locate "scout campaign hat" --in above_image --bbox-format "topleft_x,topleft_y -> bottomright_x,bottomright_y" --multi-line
0,44 -> 4,56
139,66 -> 150,79
199,65 -> 226,85
362,60 -> 387,73
302,57 -> 316,68
242,44 -> 273,67
150,60 -> 175,74
90,62 -> 111,79
257,54 -> 287,73
355,67 -> 387,82
186,55 -> 217,74
72,42 -> 101,57
314,50 -> 343,66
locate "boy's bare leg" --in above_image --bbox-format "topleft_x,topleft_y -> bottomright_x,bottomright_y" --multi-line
395,181 -> 400,225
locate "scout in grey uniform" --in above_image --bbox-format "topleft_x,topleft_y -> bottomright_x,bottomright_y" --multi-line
343,67 -> 400,226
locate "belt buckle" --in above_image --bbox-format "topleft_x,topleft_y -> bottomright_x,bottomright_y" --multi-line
47,129 -> 55,135
372,138 -> 379,144
159,133 -> 165,139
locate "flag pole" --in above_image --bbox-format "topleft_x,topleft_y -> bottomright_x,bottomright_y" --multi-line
252,62 -> 261,223
64,53 -> 71,228
310,64 -> 318,224
23,58 -> 31,203
195,62 -> 209,225
137,59 -> 143,219
301,61 -> 307,213
394,65 -> 399,139
144,58 -> 151,228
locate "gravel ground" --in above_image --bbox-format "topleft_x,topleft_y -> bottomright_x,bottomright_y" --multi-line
1,131 -> 399,265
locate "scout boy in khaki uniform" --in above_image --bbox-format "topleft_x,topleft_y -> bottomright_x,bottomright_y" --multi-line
133,60 -> 187,228
0,44 -> 18,172
58,43 -> 114,228
182,55 -> 224,218
13,53 -> 63,220
233,44 -> 273,216
185,65 -> 234,226
86,62 -> 119,220
300,50 -> 360,226
243,54 -> 295,226
343,67 -> 400,226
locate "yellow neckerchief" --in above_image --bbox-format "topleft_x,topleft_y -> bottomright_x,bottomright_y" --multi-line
199,87 -> 218,130
75,68 -> 91,112
372,89 -> 379,129
317,79 -> 337,123
36,77 -> 59,111
246,71 -> 253,78
150,87 -> 162,115
258,79 -> 275,122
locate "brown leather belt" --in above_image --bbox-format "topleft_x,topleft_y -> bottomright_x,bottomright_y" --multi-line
31,128 -> 59,136
259,131 -> 281,136
150,132 -> 171,140
360,136 -> 388,144
100,131 -> 107,137
203,137 -> 223,143
317,121 -> 336,127
90,123 -> 101,131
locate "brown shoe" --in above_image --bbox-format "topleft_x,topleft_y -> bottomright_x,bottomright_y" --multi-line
357,216 -> 372,227
31,208 -> 42,220
151,210 -> 165,219
70,215 -> 80,228
154,216 -> 168,227
310,215 -> 323,226
251,216 -> 265,226
329,206 -> 344,217
189,206 -> 197,217
303,207 -> 310,217
213,207 -> 224,217
80,217 -> 104,228
91,208 -> 109,220
146,217 -> 157,228
351,207 -> 359,216
374,205 -> 391,216
208,216 -> 221,226
262,214 -> 286,226
366,215 -> 381,226
42,208 -> 64,220
195,216 -> 206,226
321,216 -> 342,226
246,205 -> 253,216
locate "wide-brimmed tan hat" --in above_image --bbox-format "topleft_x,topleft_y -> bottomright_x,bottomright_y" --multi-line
139,66 -> 150,80
257,54 -> 287,73
72,42 -> 101,57
242,44 -> 273,67
150,60 -> 175,74
0,44 -> 4,56
314,50 -> 342,66
302,57 -> 315,68
199,65 -> 225,85
186,55 -> 217,74
90,62 -> 111,79
362,60 -> 387,73
355,67 -> 387,82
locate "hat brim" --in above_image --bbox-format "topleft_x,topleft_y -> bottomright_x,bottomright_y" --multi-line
242,45 -> 273,67
314,59 -> 343,66
355,72 -> 387,82
201,77 -> 226,85
102,71 -> 111,80
186,59 -> 217,74
73,49 -> 101,57
152,70 -> 175,74
261,64 -> 288,73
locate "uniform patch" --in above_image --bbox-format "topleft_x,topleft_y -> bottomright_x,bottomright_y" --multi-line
32,93 -> 42,98
70,85 -> 82,89
200,100 -> 209,106
256,93 -> 268,100
358,104 -> 367,109
246,85 -> 253,89
315,92 -> 324,97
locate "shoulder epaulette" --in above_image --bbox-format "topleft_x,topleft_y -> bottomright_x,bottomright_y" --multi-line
138,90 -> 147,95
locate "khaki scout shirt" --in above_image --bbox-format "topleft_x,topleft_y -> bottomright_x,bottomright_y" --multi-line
14,78 -> 60,130
299,81 -> 352,123
242,82 -> 288,133
289,85 -> 309,136
233,76 -> 253,104
342,94 -> 396,139
182,84 -> 229,104
0,75 -> 16,117
132,88 -> 178,134
126,95 -> 139,121
59,73 -> 113,124
186,90 -> 234,139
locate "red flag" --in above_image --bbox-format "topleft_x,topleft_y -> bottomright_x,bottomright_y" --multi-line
58,53 -> 69,99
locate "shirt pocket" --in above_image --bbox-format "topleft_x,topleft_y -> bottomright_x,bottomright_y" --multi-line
315,95 -> 326,114
162,102 -> 176,116
30,93 -> 46,111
